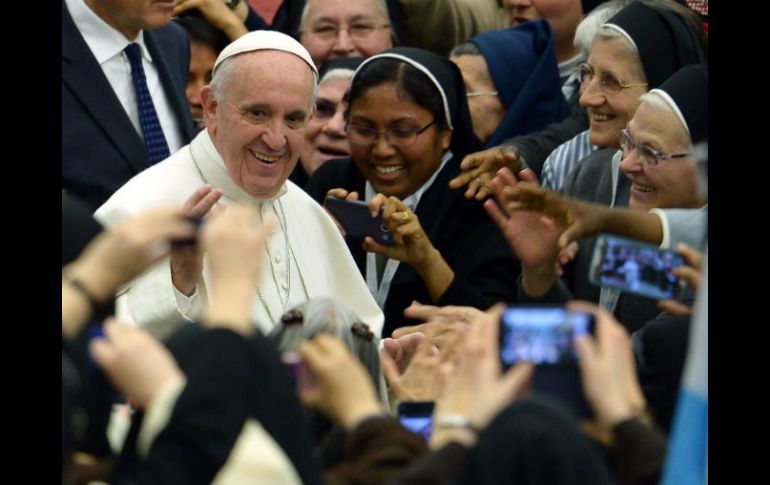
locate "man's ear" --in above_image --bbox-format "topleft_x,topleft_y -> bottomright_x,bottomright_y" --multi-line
201,86 -> 218,126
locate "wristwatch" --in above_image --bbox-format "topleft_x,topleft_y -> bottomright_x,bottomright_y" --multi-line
225,0 -> 241,9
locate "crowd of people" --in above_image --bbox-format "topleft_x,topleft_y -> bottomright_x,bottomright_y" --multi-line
62,0 -> 709,483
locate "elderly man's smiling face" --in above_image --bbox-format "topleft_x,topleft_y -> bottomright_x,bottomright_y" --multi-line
201,50 -> 316,198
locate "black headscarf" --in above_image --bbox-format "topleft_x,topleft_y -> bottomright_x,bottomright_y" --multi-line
651,64 -> 708,144
471,20 -> 570,148
460,396 -> 615,485
604,1 -> 706,89
351,47 -> 481,161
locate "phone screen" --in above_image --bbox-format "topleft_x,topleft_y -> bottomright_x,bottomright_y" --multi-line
590,234 -> 685,300
499,307 -> 594,369
398,401 -> 434,442
499,307 -> 595,418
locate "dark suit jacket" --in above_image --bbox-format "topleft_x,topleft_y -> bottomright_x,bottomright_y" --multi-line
62,1 -> 196,210
306,157 -> 520,337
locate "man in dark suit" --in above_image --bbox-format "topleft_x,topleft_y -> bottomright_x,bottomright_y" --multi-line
63,0 -> 197,210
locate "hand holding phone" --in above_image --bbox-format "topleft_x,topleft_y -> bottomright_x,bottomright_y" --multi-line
499,306 -> 596,418
589,234 -> 685,300
325,196 -> 394,246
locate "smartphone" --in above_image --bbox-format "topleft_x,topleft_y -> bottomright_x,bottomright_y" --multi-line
499,306 -> 596,418
398,401 -> 434,442
325,196 -> 394,246
281,352 -> 318,393
589,233 -> 685,300
499,306 -> 595,368
171,216 -> 204,247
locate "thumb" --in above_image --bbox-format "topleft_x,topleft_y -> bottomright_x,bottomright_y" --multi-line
559,221 -> 585,248
89,338 -> 114,369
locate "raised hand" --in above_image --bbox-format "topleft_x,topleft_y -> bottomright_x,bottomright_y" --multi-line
449,146 -> 525,200
170,184 -> 223,296
200,204 -> 277,335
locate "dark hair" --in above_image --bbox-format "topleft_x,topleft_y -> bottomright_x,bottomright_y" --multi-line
174,14 -> 230,54
344,58 -> 448,131
449,41 -> 482,57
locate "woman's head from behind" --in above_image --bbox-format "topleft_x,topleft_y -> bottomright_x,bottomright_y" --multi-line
269,298 -> 381,394
344,47 -> 479,199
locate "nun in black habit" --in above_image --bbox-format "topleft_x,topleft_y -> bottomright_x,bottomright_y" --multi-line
306,47 -> 520,337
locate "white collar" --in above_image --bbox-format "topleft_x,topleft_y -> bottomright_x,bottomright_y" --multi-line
190,130 -> 288,206
66,0 -> 152,64
365,150 -> 453,209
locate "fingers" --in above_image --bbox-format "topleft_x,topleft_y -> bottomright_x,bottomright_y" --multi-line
499,361 -> 535,399
676,243 -> 704,270
184,185 -> 223,218
517,168 -> 538,184
379,350 -> 404,390
392,323 -> 425,338
325,188 -> 350,203
369,193 -> 389,217
671,265 -> 701,290
483,198 -> 510,232
657,299 -> 692,316
382,337 -> 404,363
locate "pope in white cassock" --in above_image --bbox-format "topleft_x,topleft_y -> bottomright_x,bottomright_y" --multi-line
96,31 -> 384,339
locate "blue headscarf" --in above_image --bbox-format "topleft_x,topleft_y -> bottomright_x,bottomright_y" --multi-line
471,20 -> 570,148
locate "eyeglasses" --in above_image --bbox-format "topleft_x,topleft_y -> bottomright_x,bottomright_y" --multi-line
619,128 -> 690,167
314,99 -> 341,120
302,22 -> 391,42
466,91 -> 498,97
346,120 -> 436,147
575,62 -> 647,94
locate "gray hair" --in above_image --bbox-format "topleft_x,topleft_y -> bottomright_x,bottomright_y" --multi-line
299,0 -> 390,32
210,53 -> 319,111
268,298 -> 384,396
573,0 -> 633,52
449,41 -> 482,58
320,67 -> 356,86
638,91 -> 690,147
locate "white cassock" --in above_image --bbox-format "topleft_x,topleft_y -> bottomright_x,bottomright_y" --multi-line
95,130 -> 384,339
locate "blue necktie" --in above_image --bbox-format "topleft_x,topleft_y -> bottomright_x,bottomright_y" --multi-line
124,43 -> 170,165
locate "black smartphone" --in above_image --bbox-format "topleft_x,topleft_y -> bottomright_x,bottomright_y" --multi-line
589,233 -> 685,300
397,401 -> 435,442
499,306 -> 595,418
280,352 -> 318,393
171,216 -> 204,247
325,196 -> 394,246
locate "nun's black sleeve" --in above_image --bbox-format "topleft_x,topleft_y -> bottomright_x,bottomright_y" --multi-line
503,103 -> 588,179
325,416 -> 429,485
609,417 -> 667,485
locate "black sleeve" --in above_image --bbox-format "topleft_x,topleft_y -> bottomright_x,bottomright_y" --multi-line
112,329 -> 256,485
515,273 -> 575,304
504,104 -> 588,179
609,417 -> 668,485
436,217 -> 520,309
387,442 -> 470,485
325,416 -> 428,485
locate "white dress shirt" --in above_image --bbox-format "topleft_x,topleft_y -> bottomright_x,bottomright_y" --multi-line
65,0 -> 185,155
